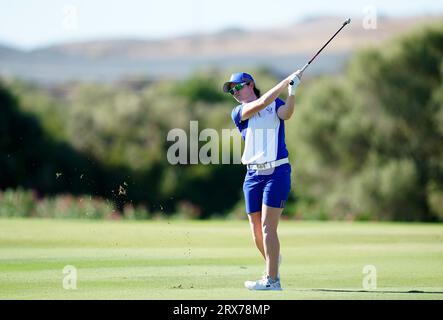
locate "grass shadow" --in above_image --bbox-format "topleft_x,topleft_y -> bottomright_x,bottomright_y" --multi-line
311,289 -> 443,294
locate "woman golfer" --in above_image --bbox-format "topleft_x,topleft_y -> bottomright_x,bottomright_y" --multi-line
223,70 -> 302,290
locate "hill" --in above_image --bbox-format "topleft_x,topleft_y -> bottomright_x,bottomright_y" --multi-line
0,15 -> 441,84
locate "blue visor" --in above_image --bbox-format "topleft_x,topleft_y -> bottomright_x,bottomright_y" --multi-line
223,72 -> 254,93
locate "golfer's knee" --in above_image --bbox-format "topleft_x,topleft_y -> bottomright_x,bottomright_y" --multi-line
261,223 -> 276,237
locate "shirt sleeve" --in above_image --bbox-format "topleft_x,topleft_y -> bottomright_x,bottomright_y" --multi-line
275,98 -> 286,112
231,105 -> 243,127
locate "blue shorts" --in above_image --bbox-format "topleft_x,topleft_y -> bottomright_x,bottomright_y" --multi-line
243,163 -> 292,214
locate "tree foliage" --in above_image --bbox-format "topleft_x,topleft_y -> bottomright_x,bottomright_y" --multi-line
287,21 -> 443,221
1,20 -> 442,220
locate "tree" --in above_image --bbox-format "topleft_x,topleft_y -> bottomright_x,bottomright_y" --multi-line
287,20 -> 443,221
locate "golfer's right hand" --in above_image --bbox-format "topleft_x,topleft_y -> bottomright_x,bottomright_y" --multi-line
291,69 -> 303,81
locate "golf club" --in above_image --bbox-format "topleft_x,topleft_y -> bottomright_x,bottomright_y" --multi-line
290,18 -> 351,84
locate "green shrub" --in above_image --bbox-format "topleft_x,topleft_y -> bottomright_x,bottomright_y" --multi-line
0,188 -> 36,217
34,195 -> 115,219
122,203 -> 150,220
0,189 -> 115,219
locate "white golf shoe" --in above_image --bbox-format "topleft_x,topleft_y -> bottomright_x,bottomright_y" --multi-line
246,254 -> 283,290
244,276 -> 282,291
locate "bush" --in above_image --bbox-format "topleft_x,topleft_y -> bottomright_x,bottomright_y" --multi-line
0,188 -> 36,218
34,195 -> 116,219
122,203 -> 150,220
0,189 -> 116,219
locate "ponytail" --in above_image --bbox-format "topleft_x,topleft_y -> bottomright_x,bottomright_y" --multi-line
253,85 -> 261,98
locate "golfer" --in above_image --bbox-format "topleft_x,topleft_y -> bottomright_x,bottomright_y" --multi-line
223,70 -> 302,290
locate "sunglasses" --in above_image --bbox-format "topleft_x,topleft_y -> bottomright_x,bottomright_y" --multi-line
229,82 -> 249,95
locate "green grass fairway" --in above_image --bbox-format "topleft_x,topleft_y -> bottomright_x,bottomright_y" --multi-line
0,218 -> 442,299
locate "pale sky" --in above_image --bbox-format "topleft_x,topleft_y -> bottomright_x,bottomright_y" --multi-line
1,0 -> 442,50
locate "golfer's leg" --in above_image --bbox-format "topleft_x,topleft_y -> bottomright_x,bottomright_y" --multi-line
247,211 -> 266,260
261,205 -> 283,280
243,170 -> 265,260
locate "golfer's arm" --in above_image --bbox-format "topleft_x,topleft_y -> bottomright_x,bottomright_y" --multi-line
241,78 -> 290,121
277,95 -> 295,120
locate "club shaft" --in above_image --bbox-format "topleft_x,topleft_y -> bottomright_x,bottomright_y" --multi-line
289,19 -> 350,85
300,63 -> 309,73
307,23 -> 348,66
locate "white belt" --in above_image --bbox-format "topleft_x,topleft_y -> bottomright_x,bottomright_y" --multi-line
246,158 -> 289,171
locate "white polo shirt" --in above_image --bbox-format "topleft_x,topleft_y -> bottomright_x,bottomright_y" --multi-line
231,98 -> 289,165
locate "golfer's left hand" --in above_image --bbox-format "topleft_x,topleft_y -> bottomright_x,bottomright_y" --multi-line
288,70 -> 302,96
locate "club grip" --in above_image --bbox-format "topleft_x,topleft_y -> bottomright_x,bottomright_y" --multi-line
289,64 -> 308,84
289,75 -> 300,85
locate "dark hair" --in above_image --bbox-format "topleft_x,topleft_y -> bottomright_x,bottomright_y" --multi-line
252,84 -> 261,98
